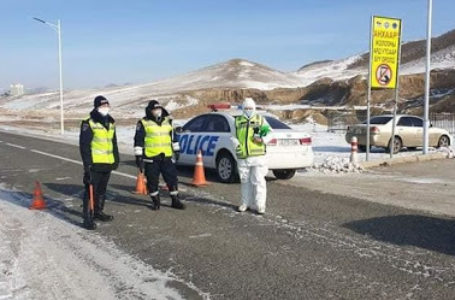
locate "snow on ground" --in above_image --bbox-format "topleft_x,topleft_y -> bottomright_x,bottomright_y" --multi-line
0,184 -> 206,299
0,89 -> 201,119
164,96 -> 199,112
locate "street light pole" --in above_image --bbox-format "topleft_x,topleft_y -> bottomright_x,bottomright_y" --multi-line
57,20 -> 64,135
33,17 -> 64,135
423,0 -> 432,154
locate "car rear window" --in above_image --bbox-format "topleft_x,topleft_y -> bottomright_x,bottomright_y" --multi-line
264,116 -> 291,129
363,116 -> 392,125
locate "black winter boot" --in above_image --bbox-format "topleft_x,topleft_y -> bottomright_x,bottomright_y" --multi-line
150,194 -> 160,210
94,195 -> 113,221
171,195 -> 185,210
94,211 -> 114,222
83,219 -> 97,230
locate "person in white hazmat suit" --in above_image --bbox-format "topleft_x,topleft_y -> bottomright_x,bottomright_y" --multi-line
232,98 -> 272,214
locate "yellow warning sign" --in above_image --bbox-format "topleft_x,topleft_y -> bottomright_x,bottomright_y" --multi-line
370,16 -> 401,89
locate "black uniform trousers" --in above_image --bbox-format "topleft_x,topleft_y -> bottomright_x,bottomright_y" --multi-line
83,170 -> 112,216
144,157 -> 178,194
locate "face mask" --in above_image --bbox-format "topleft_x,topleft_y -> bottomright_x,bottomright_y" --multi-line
244,109 -> 254,118
98,107 -> 109,116
152,109 -> 162,118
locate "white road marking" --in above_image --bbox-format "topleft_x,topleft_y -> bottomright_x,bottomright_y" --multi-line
112,170 -> 137,180
30,149 -> 136,180
30,149 -> 82,165
6,143 -> 26,149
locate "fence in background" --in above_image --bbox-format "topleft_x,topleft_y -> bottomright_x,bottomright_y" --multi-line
430,112 -> 455,134
326,110 -> 367,132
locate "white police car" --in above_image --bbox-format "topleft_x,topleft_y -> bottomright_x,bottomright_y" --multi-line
175,104 -> 314,183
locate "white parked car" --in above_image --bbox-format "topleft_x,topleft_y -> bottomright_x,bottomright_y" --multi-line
175,107 -> 314,183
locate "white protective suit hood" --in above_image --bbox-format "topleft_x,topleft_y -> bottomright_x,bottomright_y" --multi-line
242,98 -> 256,119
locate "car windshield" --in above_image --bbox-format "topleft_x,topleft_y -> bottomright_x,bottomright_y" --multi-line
362,116 -> 392,125
264,116 -> 291,129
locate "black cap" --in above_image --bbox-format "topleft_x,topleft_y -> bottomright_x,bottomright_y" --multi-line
94,95 -> 109,108
146,100 -> 161,111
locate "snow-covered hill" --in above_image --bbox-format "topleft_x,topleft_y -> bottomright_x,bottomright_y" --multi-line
401,44 -> 455,75
0,59 -> 305,115
141,58 -> 304,91
295,29 -> 455,86
294,55 -> 365,86
1,29 -> 455,115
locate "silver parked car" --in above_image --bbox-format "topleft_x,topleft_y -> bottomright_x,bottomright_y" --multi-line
345,115 -> 452,153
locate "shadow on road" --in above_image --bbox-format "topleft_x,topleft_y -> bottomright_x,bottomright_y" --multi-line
343,215 -> 455,256
1,186 -> 83,228
45,182 -> 153,209
44,182 -> 83,198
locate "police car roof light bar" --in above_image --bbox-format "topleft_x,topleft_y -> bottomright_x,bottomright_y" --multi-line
207,102 -> 267,113
207,103 -> 242,112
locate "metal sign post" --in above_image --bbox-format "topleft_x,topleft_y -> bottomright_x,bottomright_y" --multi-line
390,22 -> 403,158
366,16 -> 374,161
368,16 -> 402,160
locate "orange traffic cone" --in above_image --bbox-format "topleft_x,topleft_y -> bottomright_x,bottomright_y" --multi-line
30,181 -> 46,210
191,150 -> 208,187
133,172 -> 148,195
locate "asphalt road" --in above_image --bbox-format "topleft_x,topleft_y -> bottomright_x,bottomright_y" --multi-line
1,130 -> 455,299
285,159 -> 455,218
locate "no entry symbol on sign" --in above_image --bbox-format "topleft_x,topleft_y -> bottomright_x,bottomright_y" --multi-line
376,64 -> 392,86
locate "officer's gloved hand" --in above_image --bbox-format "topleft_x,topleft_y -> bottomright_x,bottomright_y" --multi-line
172,142 -> 180,152
229,136 -> 240,148
135,156 -> 144,172
174,151 -> 180,162
252,127 -> 262,143
83,165 -> 92,185
113,161 -> 119,170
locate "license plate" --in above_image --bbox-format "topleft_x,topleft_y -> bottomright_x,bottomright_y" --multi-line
279,139 -> 299,146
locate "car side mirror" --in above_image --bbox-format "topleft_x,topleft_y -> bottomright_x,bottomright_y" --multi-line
175,126 -> 184,134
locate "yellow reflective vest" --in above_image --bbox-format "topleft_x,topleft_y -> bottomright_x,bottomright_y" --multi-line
235,114 -> 266,159
141,117 -> 173,158
87,118 -> 116,164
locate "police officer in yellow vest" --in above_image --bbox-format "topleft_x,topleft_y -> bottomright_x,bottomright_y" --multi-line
134,100 -> 184,210
233,98 -> 271,214
79,95 -> 119,230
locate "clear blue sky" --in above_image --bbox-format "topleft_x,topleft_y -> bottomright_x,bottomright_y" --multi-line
1,0 -> 454,90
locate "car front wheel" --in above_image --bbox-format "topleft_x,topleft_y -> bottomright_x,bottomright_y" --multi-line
437,135 -> 450,148
272,169 -> 296,180
216,151 -> 238,183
